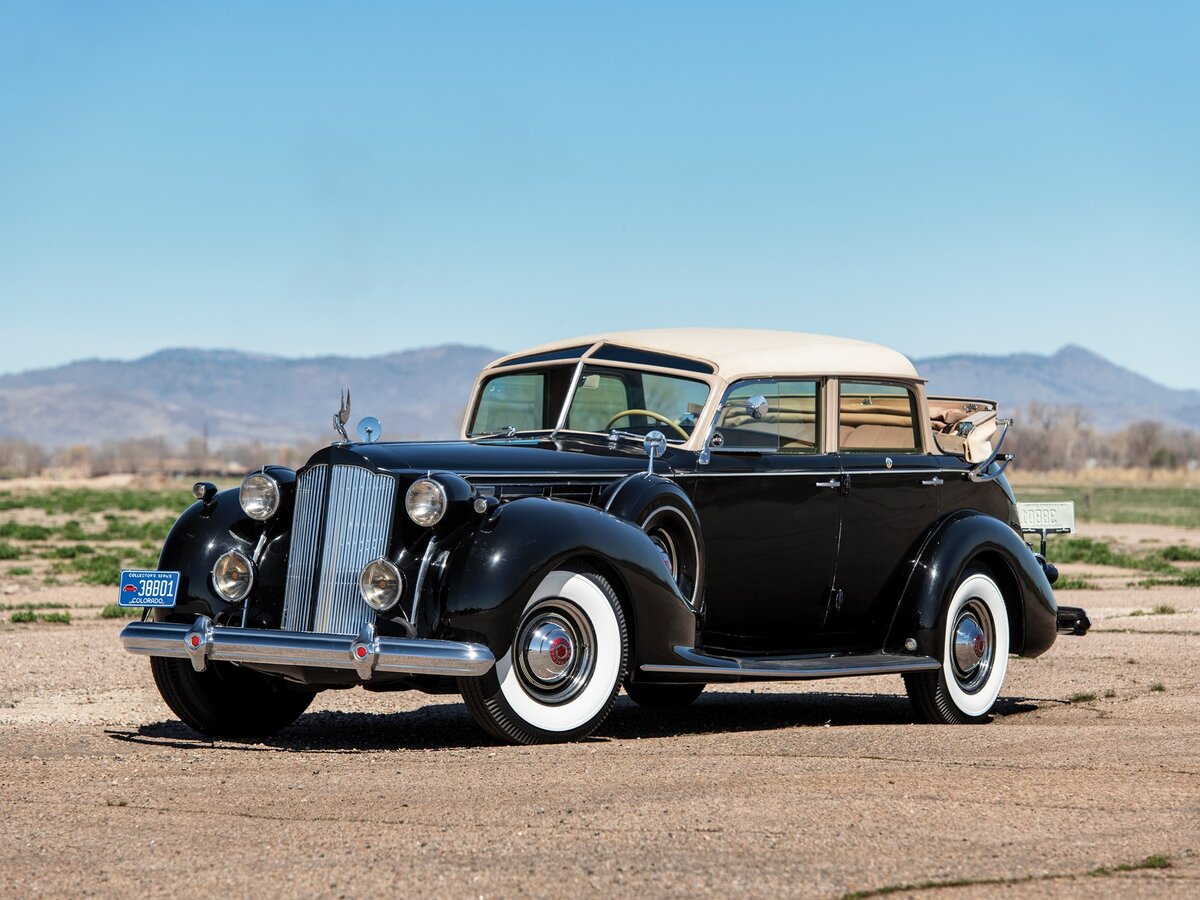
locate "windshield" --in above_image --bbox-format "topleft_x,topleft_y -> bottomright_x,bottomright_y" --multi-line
469,364 -> 710,443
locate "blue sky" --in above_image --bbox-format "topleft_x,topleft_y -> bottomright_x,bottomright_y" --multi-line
2,2 -> 1197,387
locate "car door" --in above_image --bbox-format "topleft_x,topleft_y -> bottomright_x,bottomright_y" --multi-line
684,378 -> 842,654
823,380 -> 941,651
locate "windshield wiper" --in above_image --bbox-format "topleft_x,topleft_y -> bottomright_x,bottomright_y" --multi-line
468,426 -> 518,440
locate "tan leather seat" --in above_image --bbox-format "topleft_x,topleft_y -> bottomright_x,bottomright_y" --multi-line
841,424 -> 915,449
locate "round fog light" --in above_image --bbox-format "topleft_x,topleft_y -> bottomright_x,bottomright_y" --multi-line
212,549 -> 254,603
240,473 -> 281,520
359,558 -> 403,611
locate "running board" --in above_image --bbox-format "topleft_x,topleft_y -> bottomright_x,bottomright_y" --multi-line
641,646 -> 940,681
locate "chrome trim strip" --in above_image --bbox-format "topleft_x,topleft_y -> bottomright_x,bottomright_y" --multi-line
681,468 -> 945,478
460,473 -> 629,480
550,359 -> 586,438
120,619 -> 495,679
409,536 -> 439,629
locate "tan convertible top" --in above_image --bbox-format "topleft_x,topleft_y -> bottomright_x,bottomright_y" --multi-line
487,328 -> 921,381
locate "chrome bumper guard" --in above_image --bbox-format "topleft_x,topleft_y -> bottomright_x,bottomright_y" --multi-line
120,616 -> 495,680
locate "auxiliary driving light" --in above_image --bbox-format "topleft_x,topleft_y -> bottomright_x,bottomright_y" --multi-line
405,478 -> 447,527
359,558 -> 403,611
240,472 -> 281,520
212,549 -> 254,603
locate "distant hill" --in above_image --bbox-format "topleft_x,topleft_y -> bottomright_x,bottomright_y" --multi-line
0,345 -> 503,448
916,345 -> 1200,432
1,342 -> 1196,449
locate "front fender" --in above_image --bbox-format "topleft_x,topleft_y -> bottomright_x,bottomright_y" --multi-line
884,510 -> 1057,659
437,497 -> 699,671
155,490 -> 287,625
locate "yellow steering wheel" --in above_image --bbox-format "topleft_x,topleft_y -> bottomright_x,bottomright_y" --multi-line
603,409 -> 690,441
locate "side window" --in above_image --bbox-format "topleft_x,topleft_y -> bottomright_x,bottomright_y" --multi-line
838,381 -> 920,452
716,379 -> 820,453
775,380 -> 821,453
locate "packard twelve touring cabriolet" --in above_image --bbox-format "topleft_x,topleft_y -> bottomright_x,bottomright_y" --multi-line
119,329 -> 1089,743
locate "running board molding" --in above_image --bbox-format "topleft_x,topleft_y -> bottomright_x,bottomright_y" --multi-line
641,646 -> 940,681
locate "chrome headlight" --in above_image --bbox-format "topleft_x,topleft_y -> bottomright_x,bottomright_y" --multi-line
405,478 -> 447,527
212,549 -> 254,603
240,472 -> 281,520
359,558 -> 403,611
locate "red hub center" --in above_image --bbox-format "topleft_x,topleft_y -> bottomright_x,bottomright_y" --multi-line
548,636 -> 572,666
973,634 -> 986,658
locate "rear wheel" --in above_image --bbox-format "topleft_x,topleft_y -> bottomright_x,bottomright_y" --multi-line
151,656 -> 317,739
625,682 -> 704,708
904,568 -> 1010,724
640,502 -> 703,609
460,567 -> 628,744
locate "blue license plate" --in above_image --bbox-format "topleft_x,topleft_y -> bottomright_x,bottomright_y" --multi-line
118,570 -> 180,607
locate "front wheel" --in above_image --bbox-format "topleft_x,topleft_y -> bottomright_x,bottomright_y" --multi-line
904,568 -> 1010,724
150,656 -> 318,739
460,567 -> 628,744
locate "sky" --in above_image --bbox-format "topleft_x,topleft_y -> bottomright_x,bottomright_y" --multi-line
1,2 -> 1198,387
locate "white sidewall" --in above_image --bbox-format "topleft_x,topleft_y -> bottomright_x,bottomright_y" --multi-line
496,570 -> 622,733
942,573 -> 1009,717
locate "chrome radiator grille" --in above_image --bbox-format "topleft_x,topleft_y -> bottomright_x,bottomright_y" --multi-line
281,464 -> 398,635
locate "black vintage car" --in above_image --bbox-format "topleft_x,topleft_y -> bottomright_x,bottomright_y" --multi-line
120,329 -> 1089,744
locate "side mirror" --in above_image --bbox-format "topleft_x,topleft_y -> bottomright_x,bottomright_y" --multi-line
643,430 -> 667,476
745,395 -> 768,420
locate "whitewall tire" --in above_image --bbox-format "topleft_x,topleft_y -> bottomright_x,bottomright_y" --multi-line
904,568 -> 1010,724
460,567 -> 628,744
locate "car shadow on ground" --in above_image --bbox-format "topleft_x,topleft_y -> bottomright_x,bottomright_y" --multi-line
105,689 -> 1041,753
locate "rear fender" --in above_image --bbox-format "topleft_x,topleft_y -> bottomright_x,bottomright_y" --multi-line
884,510 -> 1057,659
437,497 -> 699,670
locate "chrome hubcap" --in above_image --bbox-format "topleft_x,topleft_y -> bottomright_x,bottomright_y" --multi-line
951,599 -> 995,693
514,601 -> 595,704
522,620 -> 575,684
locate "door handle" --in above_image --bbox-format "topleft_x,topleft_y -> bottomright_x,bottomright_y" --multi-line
921,476 -> 944,487
815,479 -> 842,490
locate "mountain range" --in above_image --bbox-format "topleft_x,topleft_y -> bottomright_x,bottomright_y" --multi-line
917,345 -> 1200,432
0,343 -> 1195,449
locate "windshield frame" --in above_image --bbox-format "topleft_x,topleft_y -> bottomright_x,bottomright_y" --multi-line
465,356 -> 720,447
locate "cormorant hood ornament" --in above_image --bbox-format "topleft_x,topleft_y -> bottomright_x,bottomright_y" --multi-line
333,389 -> 351,442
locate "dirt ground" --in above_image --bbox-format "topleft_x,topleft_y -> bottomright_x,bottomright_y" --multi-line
1,523 -> 1197,898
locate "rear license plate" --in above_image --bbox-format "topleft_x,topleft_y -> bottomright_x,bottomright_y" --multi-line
118,570 -> 180,607
1017,501 -> 1076,534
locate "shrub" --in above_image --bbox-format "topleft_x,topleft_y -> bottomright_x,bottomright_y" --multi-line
0,522 -> 53,540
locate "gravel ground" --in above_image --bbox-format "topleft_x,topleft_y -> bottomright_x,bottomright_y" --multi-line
1,543 -> 1197,898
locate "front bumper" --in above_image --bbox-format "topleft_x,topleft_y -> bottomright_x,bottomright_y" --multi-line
120,616 -> 495,680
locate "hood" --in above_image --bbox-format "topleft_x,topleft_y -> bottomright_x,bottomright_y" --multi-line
305,437 -> 664,478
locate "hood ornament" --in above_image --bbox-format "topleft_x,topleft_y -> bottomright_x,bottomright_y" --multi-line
333,389 -> 351,442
